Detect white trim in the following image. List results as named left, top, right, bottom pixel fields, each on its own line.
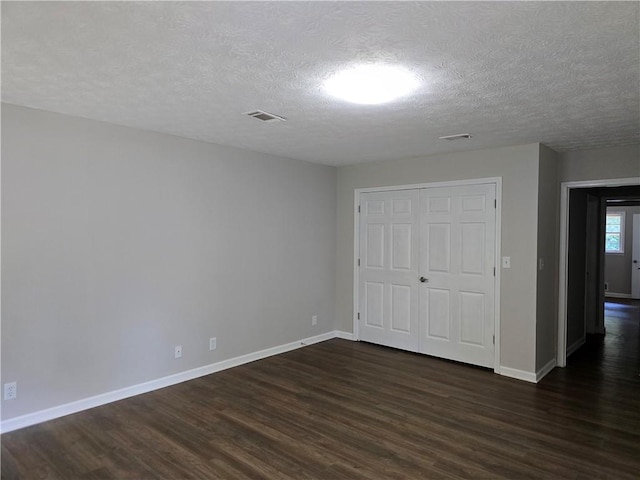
left=335, top=330, right=355, bottom=340
left=633, top=214, right=640, bottom=300
left=352, top=189, right=360, bottom=340
left=605, top=292, right=633, bottom=299
left=1, top=331, right=341, bottom=434
left=356, top=177, right=502, bottom=194
left=536, top=358, right=556, bottom=382
left=353, top=177, right=502, bottom=372
left=494, top=178, right=502, bottom=373
left=498, top=366, right=537, bottom=383
left=566, top=337, right=585, bottom=357
left=557, top=182, right=570, bottom=367
left=557, top=176, right=640, bottom=367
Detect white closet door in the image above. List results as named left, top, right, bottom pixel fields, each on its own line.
left=418, top=183, right=496, bottom=368
left=358, top=190, right=420, bottom=352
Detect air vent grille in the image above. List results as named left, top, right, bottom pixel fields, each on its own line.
left=244, top=110, right=287, bottom=122
left=439, top=133, right=472, bottom=141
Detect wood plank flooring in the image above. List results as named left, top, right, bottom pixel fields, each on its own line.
left=2, top=300, right=640, bottom=479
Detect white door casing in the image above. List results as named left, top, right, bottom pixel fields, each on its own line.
left=632, top=214, right=640, bottom=300
left=419, top=184, right=496, bottom=368
left=358, top=190, right=420, bottom=352
left=356, top=181, right=498, bottom=369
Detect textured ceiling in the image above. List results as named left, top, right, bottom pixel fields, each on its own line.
left=2, top=1, right=639, bottom=166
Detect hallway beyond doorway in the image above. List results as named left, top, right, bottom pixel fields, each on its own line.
left=555, top=298, right=639, bottom=384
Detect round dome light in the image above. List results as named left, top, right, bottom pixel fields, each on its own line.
left=323, top=64, right=419, bottom=105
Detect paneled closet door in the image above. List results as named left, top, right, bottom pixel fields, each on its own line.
left=419, top=184, right=496, bottom=368
left=358, top=190, right=420, bottom=352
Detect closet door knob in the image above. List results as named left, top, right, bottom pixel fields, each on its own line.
left=420, top=277, right=428, bottom=283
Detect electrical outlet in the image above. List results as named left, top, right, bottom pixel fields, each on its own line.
left=312, top=315, right=318, bottom=326
left=209, top=337, right=217, bottom=351
left=4, top=382, right=17, bottom=401
left=174, top=345, right=182, bottom=359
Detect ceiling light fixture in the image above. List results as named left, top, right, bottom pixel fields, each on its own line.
left=323, top=64, right=419, bottom=105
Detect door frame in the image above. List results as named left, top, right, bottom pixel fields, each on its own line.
left=557, top=177, right=640, bottom=367
left=633, top=214, right=640, bottom=300
left=353, top=177, right=503, bottom=372
left=583, top=194, right=602, bottom=337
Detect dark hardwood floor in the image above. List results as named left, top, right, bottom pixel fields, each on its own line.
left=3, top=301, right=640, bottom=479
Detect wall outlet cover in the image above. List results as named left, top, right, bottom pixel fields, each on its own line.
left=4, top=382, right=17, bottom=401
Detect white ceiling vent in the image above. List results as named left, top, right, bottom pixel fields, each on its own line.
left=439, top=133, right=472, bottom=141
left=243, top=110, right=287, bottom=123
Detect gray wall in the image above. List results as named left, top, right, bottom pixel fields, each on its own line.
left=559, top=144, right=639, bottom=183
left=1, top=104, right=337, bottom=420
left=558, top=145, right=639, bottom=353
left=605, top=205, right=640, bottom=295
left=535, top=144, right=559, bottom=370
left=336, top=143, right=541, bottom=373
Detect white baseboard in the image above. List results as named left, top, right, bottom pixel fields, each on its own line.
left=605, top=292, right=632, bottom=299
left=335, top=330, right=355, bottom=340
left=536, top=358, right=556, bottom=382
left=566, top=336, right=586, bottom=357
left=498, top=358, right=556, bottom=384
left=5, top=330, right=553, bottom=433
left=498, top=366, right=537, bottom=383
left=1, top=330, right=347, bottom=434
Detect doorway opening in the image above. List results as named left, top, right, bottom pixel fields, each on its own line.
left=558, top=178, right=640, bottom=367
